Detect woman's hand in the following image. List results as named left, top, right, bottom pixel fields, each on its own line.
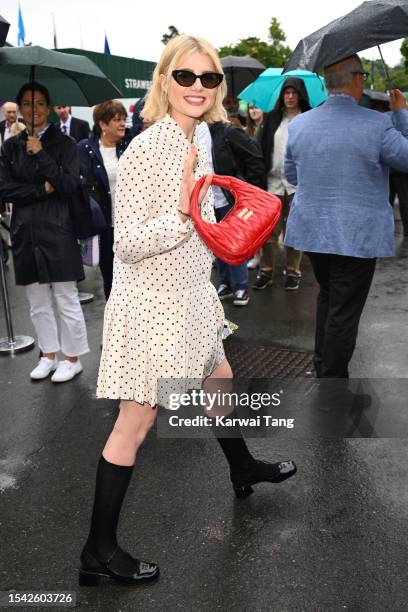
left=178, top=144, right=212, bottom=222
left=26, top=136, right=43, bottom=155
left=44, top=181, right=55, bottom=194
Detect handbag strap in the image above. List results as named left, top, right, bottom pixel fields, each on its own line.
left=191, top=175, right=235, bottom=224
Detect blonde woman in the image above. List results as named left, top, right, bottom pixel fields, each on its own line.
left=79, top=35, right=296, bottom=587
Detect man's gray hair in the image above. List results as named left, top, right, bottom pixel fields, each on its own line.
left=323, top=55, right=364, bottom=91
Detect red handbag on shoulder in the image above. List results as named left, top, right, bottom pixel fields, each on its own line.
left=189, top=174, right=282, bottom=265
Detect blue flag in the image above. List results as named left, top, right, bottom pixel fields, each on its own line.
left=104, top=33, right=110, bottom=55
left=17, top=3, right=25, bottom=47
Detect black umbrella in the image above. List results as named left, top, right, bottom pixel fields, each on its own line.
left=221, top=55, right=265, bottom=97
left=283, top=0, right=408, bottom=84
left=0, top=14, right=10, bottom=47
left=360, top=88, right=390, bottom=109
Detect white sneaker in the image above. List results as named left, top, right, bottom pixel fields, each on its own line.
left=51, top=359, right=83, bottom=383
left=233, top=289, right=250, bottom=306
left=247, top=255, right=260, bottom=269
left=30, top=357, right=58, bottom=380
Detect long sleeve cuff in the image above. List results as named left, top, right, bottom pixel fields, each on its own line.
left=173, top=207, right=194, bottom=234
left=393, top=109, right=408, bottom=137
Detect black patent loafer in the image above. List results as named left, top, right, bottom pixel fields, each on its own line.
left=79, top=546, right=160, bottom=586
left=231, top=460, right=297, bottom=498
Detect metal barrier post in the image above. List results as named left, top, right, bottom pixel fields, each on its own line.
left=0, top=214, right=35, bottom=354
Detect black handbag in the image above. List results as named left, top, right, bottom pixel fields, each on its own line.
left=70, top=151, right=109, bottom=239
left=84, top=152, right=104, bottom=209
left=71, top=183, right=109, bottom=239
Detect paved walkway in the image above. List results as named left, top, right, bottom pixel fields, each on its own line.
left=0, top=218, right=407, bottom=611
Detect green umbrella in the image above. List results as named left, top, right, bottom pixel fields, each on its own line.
left=0, top=45, right=122, bottom=106
left=239, top=68, right=327, bottom=111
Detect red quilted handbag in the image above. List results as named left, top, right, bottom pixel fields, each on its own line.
left=190, top=174, right=282, bottom=265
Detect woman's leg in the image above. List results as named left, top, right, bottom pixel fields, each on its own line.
left=52, top=281, right=89, bottom=361
left=205, top=359, right=255, bottom=472
left=80, top=401, right=159, bottom=584
left=103, top=399, right=158, bottom=467
left=26, top=282, right=59, bottom=357
left=26, top=283, right=59, bottom=378
left=205, top=359, right=297, bottom=497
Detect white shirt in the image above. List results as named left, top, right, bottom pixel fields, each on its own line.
left=99, top=142, right=118, bottom=226
left=3, top=123, right=12, bottom=141
left=196, top=121, right=229, bottom=210
left=38, top=124, right=50, bottom=139
left=267, top=114, right=296, bottom=196
left=60, top=114, right=72, bottom=135
left=196, top=122, right=213, bottom=169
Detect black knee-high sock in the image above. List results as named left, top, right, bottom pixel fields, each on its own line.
left=214, top=437, right=255, bottom=472
left=211, top=412, right=255, bottom=473
left=85, top=456, right=134, bottom=561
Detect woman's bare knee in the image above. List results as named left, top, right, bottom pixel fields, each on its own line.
left=203, top=359, right=234, bottom=417
left=116, top=400, right=157, bottom=442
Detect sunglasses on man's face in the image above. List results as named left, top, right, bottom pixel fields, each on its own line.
left=172, top=70, right=224, bottom=89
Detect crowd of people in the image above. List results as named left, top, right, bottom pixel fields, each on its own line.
left=0, top=65, right=321, bottom=381
left=1, top=32, right=408, bottom=587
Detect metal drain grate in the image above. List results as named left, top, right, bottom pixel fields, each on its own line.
left=225, top=343, right=314, bottom=378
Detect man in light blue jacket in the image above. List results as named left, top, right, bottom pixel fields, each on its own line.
left=284, top=54, right=408, bottom=379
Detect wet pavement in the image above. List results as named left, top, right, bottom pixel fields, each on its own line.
left=0, top=218, right=407, bottom=611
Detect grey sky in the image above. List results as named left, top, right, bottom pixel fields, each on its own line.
left=1, top=0, right=405, bottom=66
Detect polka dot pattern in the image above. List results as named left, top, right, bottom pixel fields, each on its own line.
left=96, top=114, right=225, bottom=404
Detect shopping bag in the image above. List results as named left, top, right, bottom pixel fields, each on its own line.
left=79, top=235, right=100, bottom=267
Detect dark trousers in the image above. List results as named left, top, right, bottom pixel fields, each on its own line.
left=307, top=252, right=376, bottom=378
left=215, top=204, right=248, bottom=290
left=99, top=227, right=114, bottom=300
left=389, top=173, right=408, bottom=235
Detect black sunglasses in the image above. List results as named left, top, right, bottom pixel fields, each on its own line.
left=172, top=70, right=224, bottom=89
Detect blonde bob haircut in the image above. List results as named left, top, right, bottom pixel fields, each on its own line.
left=142, top=35, right=227, bottom=124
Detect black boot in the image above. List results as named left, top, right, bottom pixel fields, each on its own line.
left=79, top=456, right=159, bottom=586
left=212, top=418, right=297, bottom=499
left=229, top=457, right=297, bottom=498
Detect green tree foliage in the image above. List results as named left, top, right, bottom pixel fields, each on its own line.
left=161, top=25, right=180, bottom=46
left=361, top=57, right=387, bottom=91
left=361, top=56, right=408, bottom=92
left=389, top=64, right=408, bottom=91
left=397, top=39, right=408, bottom=91
left=400, top=38, right=408, bottom=69
left=218, top=18, right=292, bottom=68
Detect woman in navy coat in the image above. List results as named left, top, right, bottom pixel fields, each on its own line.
left=78, top=100, right=134, bottom=299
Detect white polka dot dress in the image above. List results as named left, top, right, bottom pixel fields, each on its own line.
left=96, top=114, right=225, bottom=405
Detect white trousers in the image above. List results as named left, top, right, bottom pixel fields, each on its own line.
left=26, top=282, right=90, bottom=357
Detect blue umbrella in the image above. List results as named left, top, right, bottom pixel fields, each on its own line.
left=238, top=68, right=327, bottom=111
